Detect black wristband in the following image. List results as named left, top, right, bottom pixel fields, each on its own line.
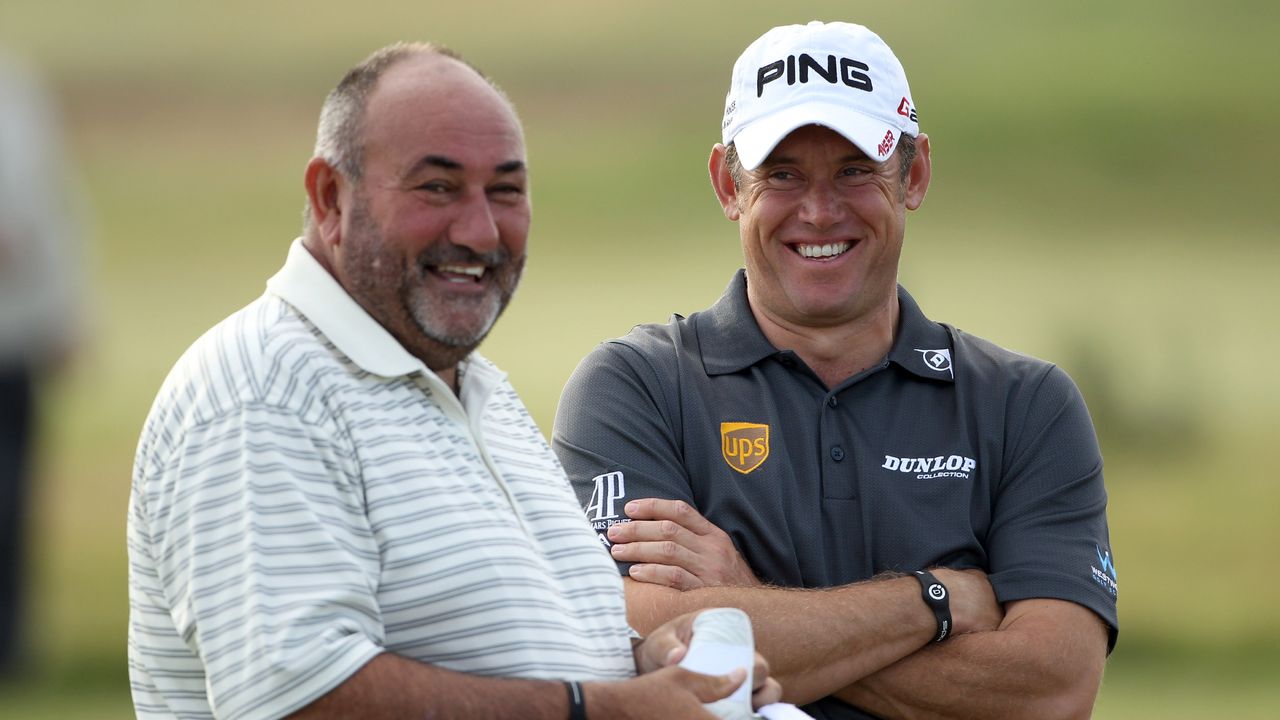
left=564, top=680, right=587, bottom=720
left=913, top=570, right=952, bottom=643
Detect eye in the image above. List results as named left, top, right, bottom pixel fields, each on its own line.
left=488, top=184, right=526, bottom=203
left=839, top=165, right=871, bottom=177
left=417, top=180, right=454, bottom=194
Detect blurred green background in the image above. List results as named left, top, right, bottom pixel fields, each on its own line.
left=2, top=0, right=1277, bottom=716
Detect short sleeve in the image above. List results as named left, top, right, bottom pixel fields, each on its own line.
left=986, top=365, right=1119, bottom=650
left=140, top=401, right=384, bottom=719
left=552, top=341, right=695, bottom=573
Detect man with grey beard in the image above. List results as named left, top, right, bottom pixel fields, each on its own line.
left=127, top=43, right=779, bottom=720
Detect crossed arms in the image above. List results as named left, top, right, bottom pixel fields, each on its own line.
left=611, top=498, right=1108, bottom=720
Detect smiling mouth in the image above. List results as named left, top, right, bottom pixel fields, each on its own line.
left=794, top=242, right=852, bottom=260
left=432, top=264, right=488, bottom=283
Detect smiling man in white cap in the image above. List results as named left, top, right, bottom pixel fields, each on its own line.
left=554, top=21, right=1117, bottom=719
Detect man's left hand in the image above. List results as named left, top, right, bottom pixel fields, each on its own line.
left=608, top=498, right=760, bottom=590
left=632, top=610, right=783, bottom=710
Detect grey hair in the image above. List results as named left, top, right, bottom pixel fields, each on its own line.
left=303, top=42, right=510, bottom=230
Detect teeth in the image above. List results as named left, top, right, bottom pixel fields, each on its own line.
left=796, top=242, right=850, bottom=259
left=438, top=264, right=486, bottom=279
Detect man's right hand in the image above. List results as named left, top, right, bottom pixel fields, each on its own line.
left=585, top=665, right=749, bottom=720
left=633, top=609, right=783, bottom=709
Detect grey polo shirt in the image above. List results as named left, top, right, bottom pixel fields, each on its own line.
left=553, top=270, right=1117, bottom=720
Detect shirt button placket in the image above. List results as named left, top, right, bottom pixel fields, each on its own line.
left=825, top=395, right=843, bottom=460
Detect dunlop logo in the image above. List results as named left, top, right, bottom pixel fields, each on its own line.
left=721, top=422, right=770, bottom=474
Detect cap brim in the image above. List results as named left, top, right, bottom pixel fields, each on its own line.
left=733, top=101, right=902, bottom=171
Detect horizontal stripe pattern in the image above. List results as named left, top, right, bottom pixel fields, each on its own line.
left=129, top=294, right=633, bottom=719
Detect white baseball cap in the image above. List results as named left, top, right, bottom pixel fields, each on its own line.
left=721, top=21, right=919, bottom=170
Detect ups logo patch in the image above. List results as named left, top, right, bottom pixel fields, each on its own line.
left=721, top=422, right=770, bottom=474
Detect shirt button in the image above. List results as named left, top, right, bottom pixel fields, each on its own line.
left=827, top=396, right=838, bottom=408
left=830, top=446, right=845, bottom=461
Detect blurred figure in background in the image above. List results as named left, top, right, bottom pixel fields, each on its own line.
left=0, top=48, right=84, bottom=679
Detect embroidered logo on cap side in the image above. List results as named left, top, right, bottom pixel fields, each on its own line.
left=877, top=129, right=895, bottom=157
left=721, top=422, right=770, bottom=474
left=897, top=97, right=917, bottom=122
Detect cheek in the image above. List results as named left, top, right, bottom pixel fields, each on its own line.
left=498, top=209, right=532, bottom=253
left=740, top=201, right=785, bottom=243
left=851, top=183, right=902, bottom=220
left=399, top=214, right=449, bottom=244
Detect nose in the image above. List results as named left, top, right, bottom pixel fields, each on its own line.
left=447, top=189, right=501, bottom=253
left=796, top=179, right=846, bottom=229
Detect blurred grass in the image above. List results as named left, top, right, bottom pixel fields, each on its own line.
left=2, top=0, right=1278, bottom=716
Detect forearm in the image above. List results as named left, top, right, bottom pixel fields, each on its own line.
left=836, top=600, right=1108, bottom=720
left=625, top=576, right=936, bottom=705
left=289, top=652, right=570, bottom=719
left=290, top=645, right=757, bottom=720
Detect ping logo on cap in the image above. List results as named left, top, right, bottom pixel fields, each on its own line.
left=721, top=422, right=770, bottom=474
left=756, top=53, right=873, bottom=97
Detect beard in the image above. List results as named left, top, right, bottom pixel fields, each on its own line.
left=339, top=195, right=525, bottom=370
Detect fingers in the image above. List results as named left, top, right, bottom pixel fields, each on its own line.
left=752, top=677, right=784, bottom=709
left=623, top=498, right=717, bottom=534
left=751, top=652, right=770, bottom=692
left=608, top=519, right=709, bottom=589
left=608, top=516, right=698, bottom=544
left=610, top=499, right=760, bottom=588
left=748, top=651, right=782, bottom=708
left=628, top=561, right=704, bottom=590
left=632, top=614, right=696, bottom=674
left=687, top=666, right=748, bottom=704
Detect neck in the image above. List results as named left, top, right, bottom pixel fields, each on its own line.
left=434, top=365, right=460, bottom=395
left=751, top=293, right=899, bottom=389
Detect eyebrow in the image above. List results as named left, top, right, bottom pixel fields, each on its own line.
left=405, top=155, right=527, bottom=177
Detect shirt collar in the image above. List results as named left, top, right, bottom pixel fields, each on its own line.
left=888, top=285, right=956, bottom=383
left=266, top=239, right=426, bottom=378
left=695, top=269, right=780, bottom=376
left=695, top=269, right=954, bottom=383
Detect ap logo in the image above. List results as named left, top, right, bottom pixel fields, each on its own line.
left=584, top=471, right=626, bottom=522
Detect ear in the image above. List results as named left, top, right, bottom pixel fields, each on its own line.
left=904, top=133, right=932, bottom=211
left=305, top=156, right=347, bottom=247
left=708, top=143, right=742, bottom=222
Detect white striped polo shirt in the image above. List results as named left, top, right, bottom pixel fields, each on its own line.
left=128, top=239, right=635, bottom=719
